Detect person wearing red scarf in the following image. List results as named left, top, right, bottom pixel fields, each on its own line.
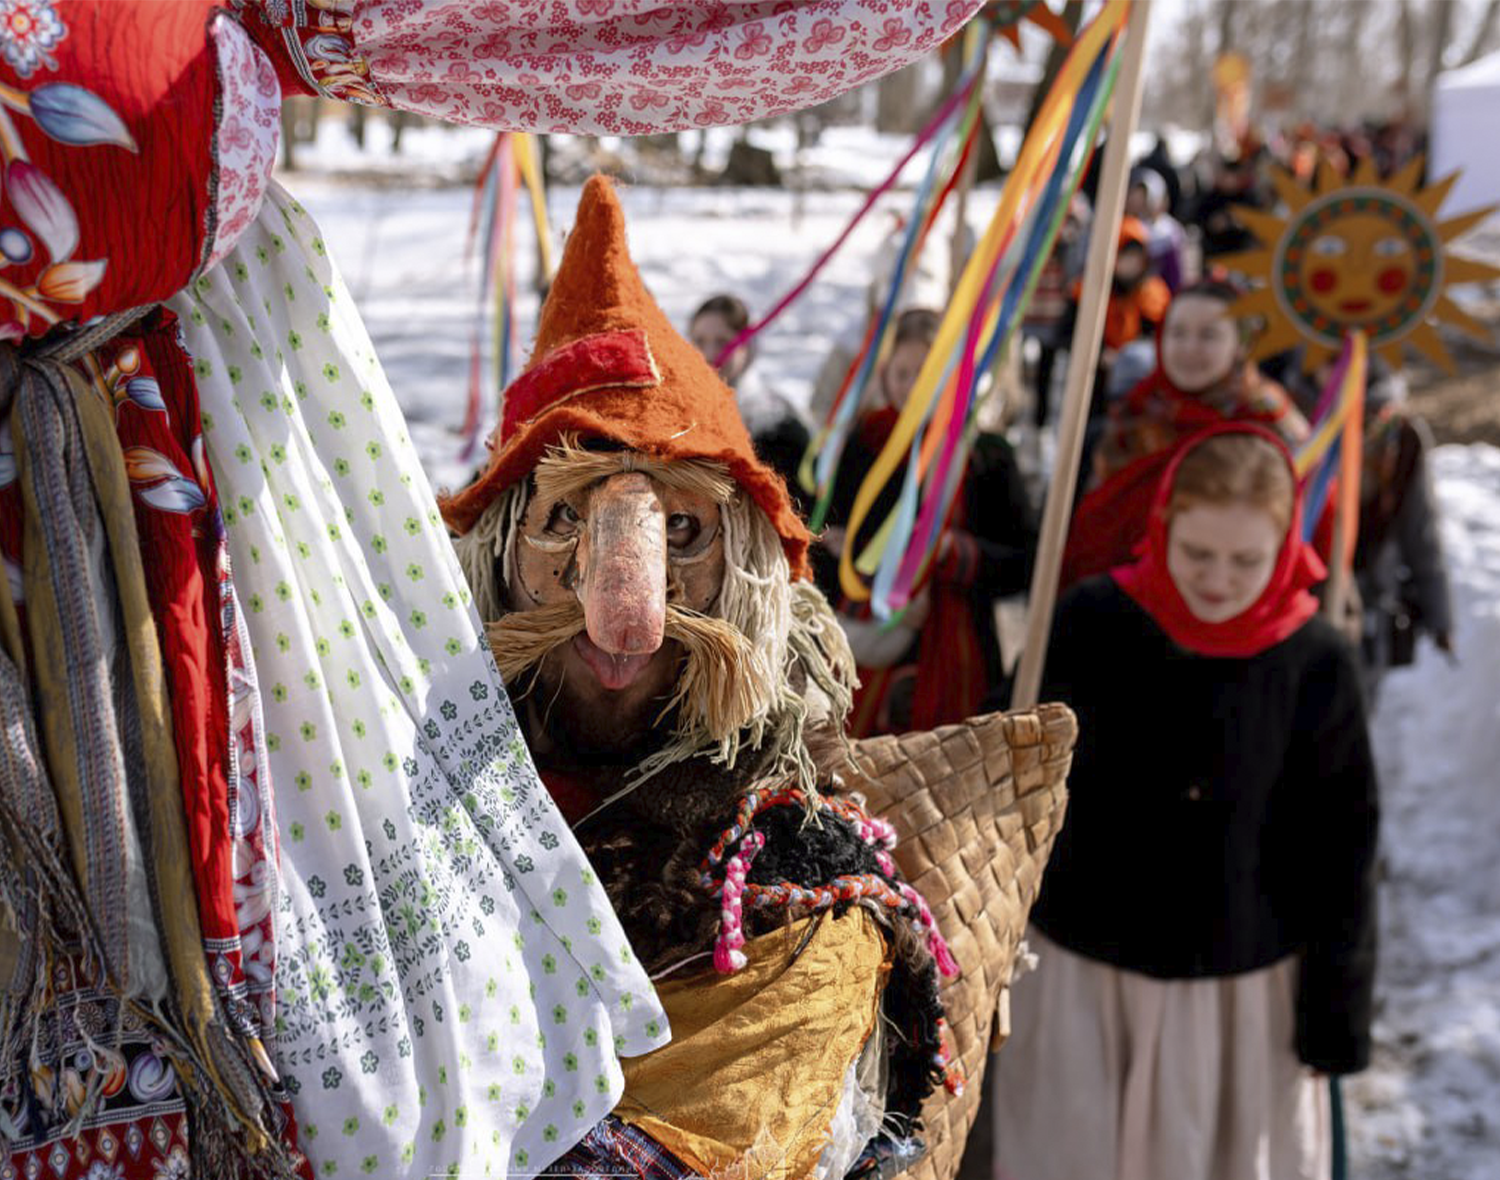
left=1094, top=278, right=1310, bottom=485
left=993, top=424, right=1380, bottom=1180
left=1062, top=279, right=1314, bottom=590
left=812, top=309, right=1038, bottom=736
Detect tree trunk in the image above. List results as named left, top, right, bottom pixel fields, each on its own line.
left=1022, top=0, right=1086, bottom=135
left=1397, top=0, right=1418, bottom=109
left=875, top=61, right=924, bottom=134
left=1215, top=0, right=1237, bottom=59
left=1289, top=0, right=1317, bottom=119
left=1424, top=0, right=1458, bottom=108
left=1462, top=0, right=1500, bottom=63
left=280, top=102, right=300, bottom=171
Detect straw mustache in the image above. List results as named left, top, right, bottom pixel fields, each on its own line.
left=487, top=599, right=768, bottom=743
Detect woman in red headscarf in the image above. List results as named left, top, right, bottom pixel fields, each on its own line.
left=1061, top=279, right=1314, bottom=589
left=994, top=424, right=1379, bottom=1180
left=1094, top=278, right=1310, bottom=483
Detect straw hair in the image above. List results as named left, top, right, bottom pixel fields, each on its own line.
left=1167, top=433, right=1294, bottom=535
left=487, top=599, right=761, bottom=744
left=534, top=437, right=738, bottom=508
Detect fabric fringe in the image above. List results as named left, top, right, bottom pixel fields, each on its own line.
left=0, top=346, right=300, bottom=1176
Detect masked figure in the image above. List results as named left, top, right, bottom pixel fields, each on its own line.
left=448, top=178, right=1073, bottom=1180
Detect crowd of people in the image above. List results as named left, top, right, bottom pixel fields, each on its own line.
left=0, top=1, right=1465, bottom=1174
left=679, top=128, right=1457, bottom=1180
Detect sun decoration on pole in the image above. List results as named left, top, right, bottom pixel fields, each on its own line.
left=1223, top=157, right=1500, bottom=372
left=986, top=0, right=1072, bottom=49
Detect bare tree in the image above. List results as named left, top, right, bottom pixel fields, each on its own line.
left=875, top=61, right=924, bottom=134
left=1427, top=0, right=1460, bottom=99
left=1461, top=0, right=1500, bottom=61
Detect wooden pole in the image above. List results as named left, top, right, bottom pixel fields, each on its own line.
left=1010, top=0, right=1153, bottom=710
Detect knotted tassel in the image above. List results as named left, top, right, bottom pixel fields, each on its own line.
left=713, top=830, right=766, bottom=973
left=898, top=882, right=960, bottom=978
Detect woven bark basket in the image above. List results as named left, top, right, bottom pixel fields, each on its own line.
left=843, top=702, right=1076, bottom=1180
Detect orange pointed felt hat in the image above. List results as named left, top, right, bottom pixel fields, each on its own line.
left=440, top=175, right=810, bottom=580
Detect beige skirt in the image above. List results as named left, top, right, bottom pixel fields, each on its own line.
left=992, top=928, right=1331, bottom=1180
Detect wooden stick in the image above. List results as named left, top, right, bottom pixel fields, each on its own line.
left=1010, top=0, right=1152, bottom=710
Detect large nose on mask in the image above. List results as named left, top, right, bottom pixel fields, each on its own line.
left=577, top=471, right=667, bottom=656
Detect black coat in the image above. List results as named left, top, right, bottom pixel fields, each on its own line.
left=1031, top=577, right=1380, bottom=1074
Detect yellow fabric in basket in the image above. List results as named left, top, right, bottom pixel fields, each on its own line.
left=616, top=910, right=891, bottom=1180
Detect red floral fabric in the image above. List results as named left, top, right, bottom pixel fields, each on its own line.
left=236, top=0, right=985, bottom=134
left=0, top=0, right=227, bottom=339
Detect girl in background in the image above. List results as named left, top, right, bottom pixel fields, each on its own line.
left=996, top=425, right=1378, bottom=1180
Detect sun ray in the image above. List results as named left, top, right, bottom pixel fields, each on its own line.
left=1443, top=255, right=1500, bottom=285
left=1412, top=170, right=1459, bottom=217
left=1305, top=342, right=1337, bottom=371
left=990, top=1, right=1072, bottom=51
left=1376, top=341, right=1406, bottom=371
left=1315, top=158, right=1343, bottom=199
left=1433, top=293, right=1491, bottom=340
left=1269, top=168, right=1313, bottom=214
left=1227, top=156, right=1494, bottom=372
left=1435, top=205, right=1499, bottom=243
left=1406, top=322, right=1455, bottom=373
left=1386, top=155, right=1426, bottom=197
left=1234, top=286, right=1281, bottom=319
left=1233, top=207, right=1292, bottom=250
left=1032, top=5, right=1074, bottom=44
left=1213, top=248, right=1273, bottom=274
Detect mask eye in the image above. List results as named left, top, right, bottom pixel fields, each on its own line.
left=667, top=512, right=701, bottom=549
left=1373, top=235, right=1408, bottom=258
left=1310, top=235, right=1347, bottom=257
left=545, top=501, right=582, bottom=538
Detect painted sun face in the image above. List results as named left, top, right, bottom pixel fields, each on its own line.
left=1293, top=208, right=1426, bottom=328
left=1222, top=156, right=1500, bottom=372
left=1281, top=200, right=1437, bottom=346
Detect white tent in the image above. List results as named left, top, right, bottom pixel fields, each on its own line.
left=1432, top=50, right=1500, bottom=215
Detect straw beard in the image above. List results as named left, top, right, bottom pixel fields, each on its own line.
left=487, top=598, right=765, bottom=769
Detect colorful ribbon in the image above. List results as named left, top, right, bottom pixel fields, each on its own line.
left=713, top=53, right=988, bottom=376
left=461, top=132, right=551, bottom=460
left=1297, top=330, right=1367, bottom=554
left=825, top=0, right=1131, bottom=617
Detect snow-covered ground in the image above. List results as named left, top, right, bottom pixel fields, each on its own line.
left=1344, top=445, right=1500, bottom=1180
left=287, top=171, right=1500, bottom=1179
left=292, top=175, right=1001, bottom=494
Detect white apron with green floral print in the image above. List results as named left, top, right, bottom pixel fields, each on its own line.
left=170, top=182, right=668, bottom=1179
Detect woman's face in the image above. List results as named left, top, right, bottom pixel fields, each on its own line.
left=1160, top=295, right=1241, bottom=393
left=880, top=338, right=930, bottom=409
left=1166, top=501, right=1282, bottom=623
left=689, top=311, right=749, bottom=386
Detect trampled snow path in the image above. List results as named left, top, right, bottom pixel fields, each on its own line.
left=1344, top=444, right=1500, bottom=1180
left=290, top=178, right=1500, bottom=1178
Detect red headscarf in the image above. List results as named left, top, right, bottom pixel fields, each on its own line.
left=1110, top=423, right=1326, bottom=658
